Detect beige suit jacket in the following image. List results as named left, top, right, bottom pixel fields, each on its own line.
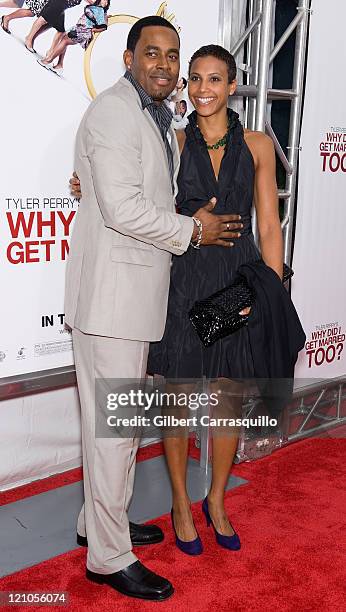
left=64, top=76, right=194, bottom=341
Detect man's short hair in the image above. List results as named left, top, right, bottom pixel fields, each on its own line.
left=126, top=16, right=180, bottom=52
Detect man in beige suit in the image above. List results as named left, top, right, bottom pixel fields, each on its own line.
left=65, top=16, right=242, bottom=601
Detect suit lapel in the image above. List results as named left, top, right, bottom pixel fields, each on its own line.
left=143, top=108, right=177, bottom=195
left=169, top=126, right=181, bottom=197
left=143, top=107, right=168, bottom=160
left=120, top=77, right=177, bottom=197
left=119, top=78, right=167, bottom=158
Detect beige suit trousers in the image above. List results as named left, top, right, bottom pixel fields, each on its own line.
left=72, top=327, right=149, bottom=574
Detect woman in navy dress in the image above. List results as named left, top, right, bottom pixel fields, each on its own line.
left=148, top=45, right=284, bottom=554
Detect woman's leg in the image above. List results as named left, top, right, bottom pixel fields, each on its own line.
left=31, top=22, right=50, bottom=45
left=25, top=17, right=48, bottom=50
left=2, top=8, right=32, bottom=29
left=53, top=45, right=66, bottom=70
left=164, top=436, right=198, bottom=541
left=207, top=379, right=243, bottom=535
left=162, top=383, right=197, bottom=541
left=42, top=35, right=72, bottom=64
left=24, top=17, right=47, bottom=49
left=45, top=30, right=64, bottom=57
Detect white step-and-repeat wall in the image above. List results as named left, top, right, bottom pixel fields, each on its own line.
left=291, top=0, right=346, bottom=379
left=0, top=0, right=219, bottom=378
left=0, top=0, right=220, bottom=488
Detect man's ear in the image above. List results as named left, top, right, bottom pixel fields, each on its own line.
left=123, top=49, right=134, bottom=71
left=229, top=79, right=237, bottom=97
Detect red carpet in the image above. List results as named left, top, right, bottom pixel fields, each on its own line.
left=1, top=438, right=345, bottom=611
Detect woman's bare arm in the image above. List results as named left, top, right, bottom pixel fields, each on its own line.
left=245, top=130, right=283, bottom=280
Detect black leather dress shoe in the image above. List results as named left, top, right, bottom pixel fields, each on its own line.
left=77, top=522, right=164, bottom=548
left=86, top=560, right=174, bottom=601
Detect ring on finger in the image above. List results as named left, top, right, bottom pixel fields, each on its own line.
left=226, top=223, right=230, bottom=230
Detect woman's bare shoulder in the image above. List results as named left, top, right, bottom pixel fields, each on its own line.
left=244, top=128, right=273, bottom=148
left=244, top=129, right=274, bottom=166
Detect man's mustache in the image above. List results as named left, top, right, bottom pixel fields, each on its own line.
left=150, top=73, right=172, bottom=80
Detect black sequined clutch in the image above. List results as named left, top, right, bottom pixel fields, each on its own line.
left=189, top=263, right=294, bottom=347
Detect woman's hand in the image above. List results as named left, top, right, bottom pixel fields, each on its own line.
left=193, top=198, right=243, bottom=246
left=69, top=171, right=81, bottom=198
left=239, top=306, right=251, bottom=316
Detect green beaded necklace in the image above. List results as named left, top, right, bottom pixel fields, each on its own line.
left=199, top=118, right=230, bottom=150
left=206, top=133, right=228, bottom=150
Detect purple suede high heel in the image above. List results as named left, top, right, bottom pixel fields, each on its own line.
left=202, top=497, right=241, bottom=551
left=170, top=509, right=203, bottom=555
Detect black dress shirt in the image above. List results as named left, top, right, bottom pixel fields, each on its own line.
left=124, top=70, right=174, bottom=191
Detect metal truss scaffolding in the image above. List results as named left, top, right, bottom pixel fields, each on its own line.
left=235, top=377, right=346, bottom=464
left=220, top=0, right=311, bottom=258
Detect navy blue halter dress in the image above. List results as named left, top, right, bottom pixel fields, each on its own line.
left=147, top=108, right=261, bottom=379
